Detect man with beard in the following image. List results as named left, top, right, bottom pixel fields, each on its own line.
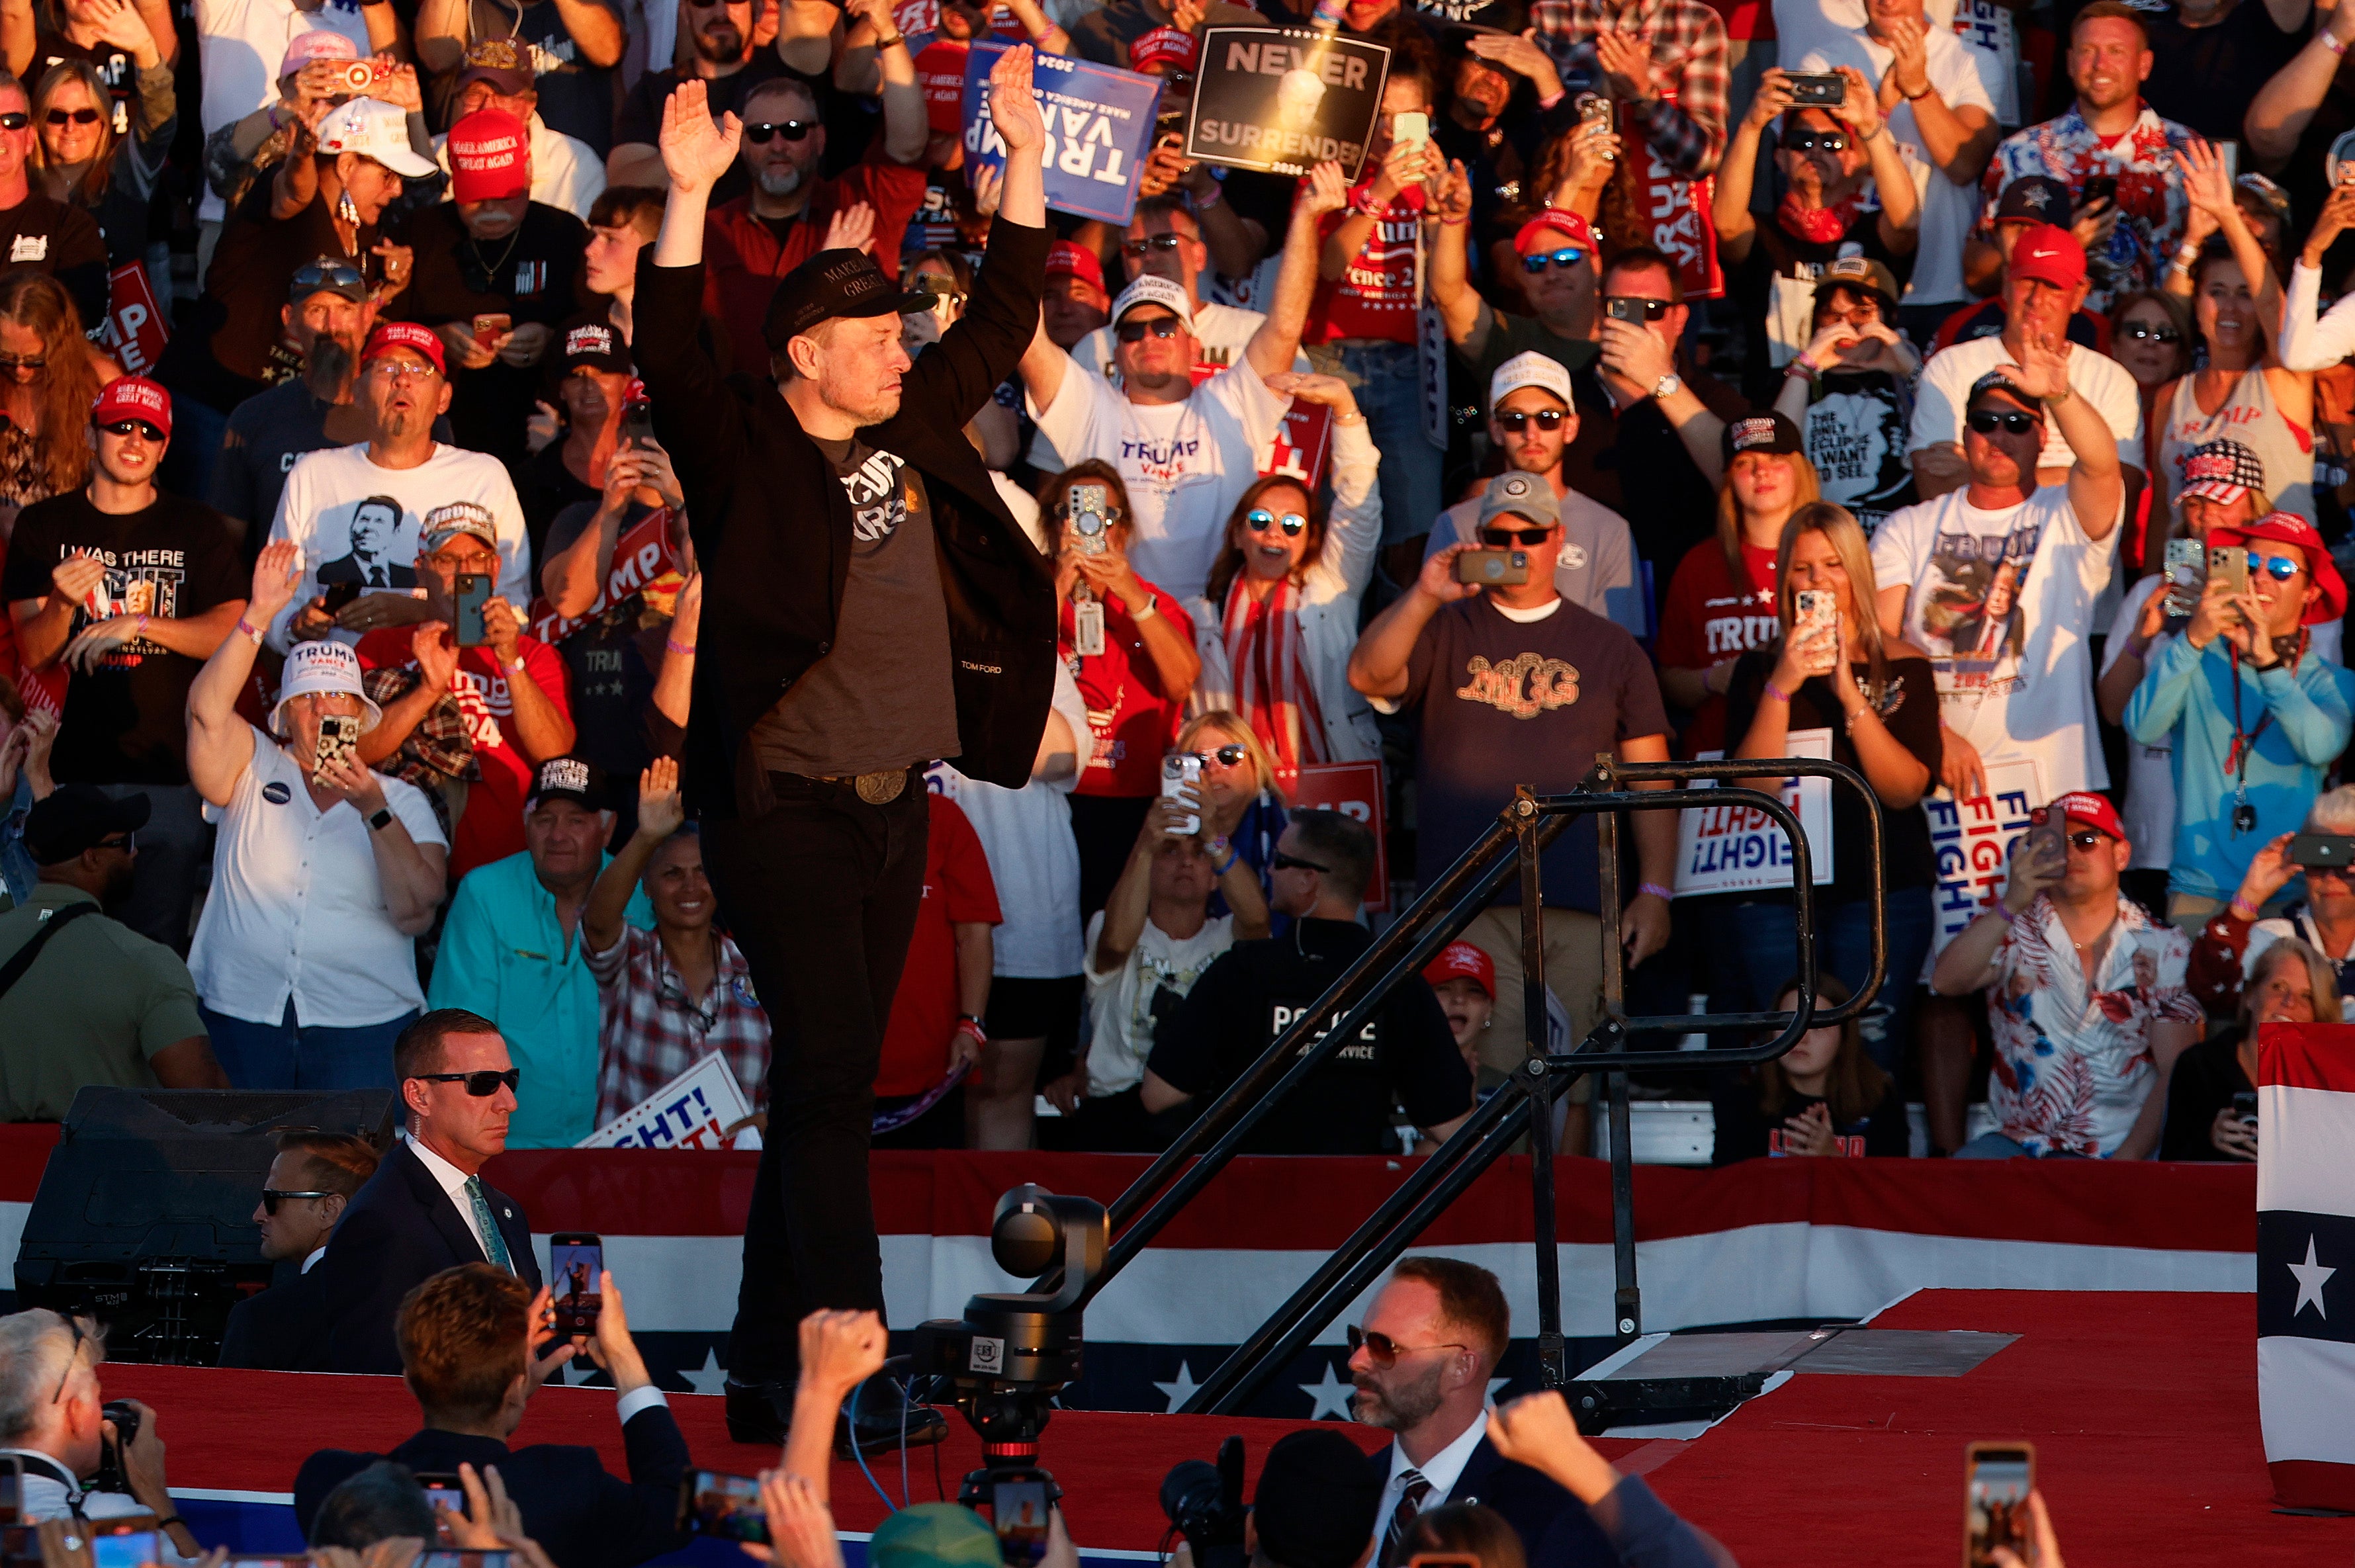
left=211, top=258, right=454, bottom=552
left=702, top=62, right=928, bottom=354
left=0, top=785, right=228, bottom=1118
left=1347, top=1257, right=1720, bottom=1568
left=608, top=0, right=787, bottom=200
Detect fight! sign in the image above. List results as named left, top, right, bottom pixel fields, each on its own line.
left=1672, top=731, right=1835, bottom=898
left=1926, top=760, right=2045, bottom=963
left=1183, top=26, right=1390, bottom=182
left=961, top=42, right=1163, bottom=225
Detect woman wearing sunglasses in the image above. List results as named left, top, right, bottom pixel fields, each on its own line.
left=0, top=271, right=109, bottom=534
left=1656, top=412, right=1820, bottom=756
left=1712, top=67, right=1918, bottom=401
left=1184, top=371, right=1381, bottom=775
left=1037, top=460, right=1200, bottom=915
left=2151, top=142, right=2314, bottom=530
left=1169, top=711, right=1290, bottom=916
left=30, top=54, right=170, bottom=274
left=1722, top=501, right=1940, bottom=1068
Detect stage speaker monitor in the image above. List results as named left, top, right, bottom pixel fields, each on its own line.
left=13, top=1087, right=398, bottom=1366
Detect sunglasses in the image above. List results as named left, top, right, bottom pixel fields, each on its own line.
left=1180, top=744, right=1251, bottom=768
left=92, top=832, right=134, bottom=853
left=1495, top=408, right=1568, bottom=433
left=1245, top=507, right=1308, bottom=536
left=44, top=107, right=99, bottom=126
left=1521, top=245, right=1587, bottom=275
left=260, top=1188, right=333, bottom=1215
left=49, top=1315, right=87, bottom=1405
left=1115, top=316, right=1184, bottom=343
left=743, top=120, right=814, bottom=144
left=1785, top=129, right=1849, bottom=153
left=0, top=112, right=29, bottom=131
left=1122, top=234, right=1184, bottom=257
left=2065, top=830, right=2107, bottom=850
left=1601, top=295, right=1670, bottom=320
left=1967, top=408, right=2039, bottom=435
left=2119, top=322, right=2182, bottom=344
left=409, top=1067, right=521, bottom=1097
left=1347, top=1323, right=1466, bottom=1368
left=1482, top=525, right=1552, bottom=546
left=1272, top=851, right=1329, bottom=873
left=292, top=258, right=366, bottom=292
left=0, top=351, right=46, bottom=371
left=101, top=419, right=163, bottom=441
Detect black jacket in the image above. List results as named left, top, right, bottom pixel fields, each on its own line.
left=631, top=216, right=1059, bottom=817
left=292, top=1411, right=689, bottom=1568
left=314, top=1139, right=541, bottom=1373
left=218, top=1257, right=333, bottom=1372
left=1368, top=1434, right=1730, bottom=1568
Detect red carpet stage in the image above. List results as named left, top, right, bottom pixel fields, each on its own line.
left=107, top=1289, right=2342, bottom=1567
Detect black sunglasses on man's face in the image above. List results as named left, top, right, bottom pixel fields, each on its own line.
left=409, top=1068, right=521, bottom=1097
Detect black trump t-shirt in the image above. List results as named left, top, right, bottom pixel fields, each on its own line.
left=1147, top=917, right=1472, bottom=1153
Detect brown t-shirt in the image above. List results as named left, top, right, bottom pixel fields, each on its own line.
left=750, top=434, right=960, bottom=777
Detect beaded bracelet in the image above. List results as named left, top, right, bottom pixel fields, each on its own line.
left=666, top=637, right=697, bottom=657
left=1638, top=881, right=1675, bottom=902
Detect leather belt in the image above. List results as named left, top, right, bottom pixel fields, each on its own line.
left=809, top=768, right=909, bottom=805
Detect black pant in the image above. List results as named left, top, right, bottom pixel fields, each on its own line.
left=705, top=771, right=930, bottom=1385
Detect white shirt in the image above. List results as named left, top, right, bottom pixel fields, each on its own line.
left=265, top=442, right=533, bottom=650
left=189, top=726, right=447, bottom=1026
left=1081, top=908, right=1237, bottom=1096
left=1909, top=335, right=2143, bottom=476
left=1028, top=353, right=1291, bottom=602
left=302, top=1244, right=326, bottom=1272
left=1033, top=302, right=1302, bottom=474
left=0, top=1447, right=202, bottom=1565
left=1870, top=483, right=2115, bottom=794
left=2278, top=259, right=2355, bottom=372
left=1797, top=23, right=1994, bottom=306
left=433, top=112, right=606, bottom=222
left=408, top=1129, right=492, bottom=1259
left=194, top=0, right=373, bottom=223
left=1378, top=1409, right=1492, bottom=1530
left=1775, top=0, right=2018, bottom=124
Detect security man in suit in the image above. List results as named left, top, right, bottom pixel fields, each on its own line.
left=316, top=1009, right=542, bottom=1373
left=220, top=1130, right=381, bottom=1370
left=294, top=1264, right=688, bottom=1568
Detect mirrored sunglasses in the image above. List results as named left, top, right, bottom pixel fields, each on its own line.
left=742, top=120, right=813, bottom=144
left=1495, top=409, right=1568, bottom=432
left=1115, top=316, right=1184, bottom=343
left=1967, top=408, right=2039, bottom=435
left=1245, top=507, right=1307, bottom=536
left=1521, top=246, right=1587, bottom=275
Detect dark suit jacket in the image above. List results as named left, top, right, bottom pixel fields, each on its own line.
left=316, top=551, right=418, bottom=589
left=292, top=1408, right=689, bottom=1568
left=1369, top=1435, right=1621, bottom=1568
left=315, top=1138, right=541, bottom=1373
left=218, top=1258, right=333, bottom=1371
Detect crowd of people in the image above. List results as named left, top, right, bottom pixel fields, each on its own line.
left=1, top=0, right=2354, bottom=1176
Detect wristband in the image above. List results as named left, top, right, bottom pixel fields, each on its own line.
left=875, top=30, right=905, bottom=47
left=1441, top=214, right=1470, bottom=226
left=1990, top=901, right=2016, bottom=924
left=134, top=613, right=149, bottom=640
left=1764, top=679, right=1793, bottom=704
left=2323, top=27, right=2347, bottom=54
left=1904, top=81, right=1930, bottom=101
left=666, top=637, right=697, bottom=657
left=154, top=1518, right=187, bottom=1534
left=237, top=618, right=264, bottom=646
left=1788, top=354, right=1819, bottom=377
left=1130, top=597, right=1159, bottom=621
left=1354, top=187, right=1388, bottom=216
left=1638, top=881, right=1674, bottom=902
left=1188, top=181, right=1223, bottom=211
left=954, top=1014, right=988, bottom=1043
left=2229, top=895, right=2262, bottom=922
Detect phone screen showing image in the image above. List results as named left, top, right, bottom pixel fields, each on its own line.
left=991, top=1480, right=1050, bottom=1567
left=551, top=1235, right=603, bottom=1337
left=1965, top=1446, right=2032, bottom=1568
left=682, top=1472, right=768, bottom=1544
left=415, top=1473, right=466, bottom=1516
left=89, top=1532, right=159, bottom=1568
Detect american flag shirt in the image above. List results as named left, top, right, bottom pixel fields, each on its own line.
left=1980, top=103, right=2196, bottom=312
left=588, top=926, right=772, bottom=1126
left=1528, top=0, right=1730, bottom=177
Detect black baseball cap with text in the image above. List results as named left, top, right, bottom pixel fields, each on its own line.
left=764, top=247, right=932, bottom=351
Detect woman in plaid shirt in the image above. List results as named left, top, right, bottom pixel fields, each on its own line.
left=582, top=756, right=770, bottom=1126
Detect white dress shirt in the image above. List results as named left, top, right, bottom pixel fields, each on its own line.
left=301, top=1244, right=326, bottom=1273
left=1378, top=1408, right=1493, bottom=1534
left=407, top=1131, right=493, bottom=1260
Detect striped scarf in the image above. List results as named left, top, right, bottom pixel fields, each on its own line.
left=1223, top=575, right=1327, bottom=775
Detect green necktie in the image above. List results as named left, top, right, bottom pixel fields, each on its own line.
left=465, top=1175, right=514, bottom=1273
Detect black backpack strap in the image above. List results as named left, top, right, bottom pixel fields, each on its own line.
left=0, top=902, right=102, bottom=1007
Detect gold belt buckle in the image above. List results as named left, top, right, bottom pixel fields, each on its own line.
left=854, top=769, right=905, bottom=805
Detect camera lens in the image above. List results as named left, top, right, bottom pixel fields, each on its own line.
left=1159, top=1459, right=1222, bottom=1532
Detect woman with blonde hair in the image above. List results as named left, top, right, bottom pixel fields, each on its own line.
left=0, top=271, right=112, bottom=534
left=1171, top=709, right=1290, bottom=908
left=1655, top=412, right=1822, bottom=754
left=1722, top=501, right=1941, bottom=1068
left=1185, top=372, right=1381, bottom=770
left=2162, top=935, right=2340, bottom=1160
left=31, top=54, right=175, bottom=272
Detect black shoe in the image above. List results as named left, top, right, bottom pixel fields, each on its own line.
left=834, top=1372, right=949, bottom=1458
left=725, top=1377, right=793, bottom=1446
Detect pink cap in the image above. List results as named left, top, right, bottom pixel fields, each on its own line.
left=446, top=109, right=530, bottom=204
left=91, top=375, right=170, bottom=437
left=279, top=29, right=359, bottom=79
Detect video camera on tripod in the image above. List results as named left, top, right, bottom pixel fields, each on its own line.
left=911, top=1186, right=1106, bottom=1562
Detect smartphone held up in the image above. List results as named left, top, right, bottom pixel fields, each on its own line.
left=1964, top=1442, right=2033, bottom=1567
left=551, top=1233, right=603, bottom=1338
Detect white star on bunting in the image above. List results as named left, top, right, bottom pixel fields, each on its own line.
left=2290, top=1235, right=2337, bottom=1321
left=1300, top=1362, right=1356, bottom=1420
left=680, top=1348, right=731, bottom=1395
left=1155, top=1360, right=1203, bottom=1413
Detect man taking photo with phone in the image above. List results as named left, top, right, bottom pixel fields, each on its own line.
left=2186, top=786, right=2355, bottom=1014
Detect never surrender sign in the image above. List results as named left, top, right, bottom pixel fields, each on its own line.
left=961, top=42, right=1163, bottom=225
left=1184, top=26, right=1390, bottom=182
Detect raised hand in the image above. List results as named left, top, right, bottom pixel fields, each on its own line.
left=1263, top=370, right=1360, bottom=419
left=249, top=539, right=302, bottom=622
left=413, top=621, right=460, bottom=692
left=797, top=1308, right=887, bottom=1398
left=371, top=240, right=414, bottom=296
left=1300, top=160, right=1349, bottom=218
left=969, top=159, right=1002, bottom=217
left=988, top=44, right=1045, bottom=154
left=48, top=552, right=106, bottom=609
left=1830, top=65, right=1883, bottom=139
left=637, top=755, right=686, bottom=838
left=85, top=0, right=156, bottom=58
left=1465, top=30, right=1562, bottom=97
left=1431, top=156, right=1472, bottom=224
left=2305, top=183, right=2355, bottom=268
left=1742, top=67, right=1795, bottom=131
left=1593, top=26, right=1655, bottom=101
left=1993, top=331, right=2070, bottom=403
left=1879, top=13, right=1930, bottom=101
left=527, top=399, right=562, bottom=455
left=367, top=61, right=424, bottom=113
left=822, top=200, right=877, bottom=253
left=1417, top=543, right=1486, bottom=604
left=2176, top=136, right=2239, bottom=228
left=660, top=79, right=742, bottom=196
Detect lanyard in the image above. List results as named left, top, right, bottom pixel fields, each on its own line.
left=2226, top=632, right=2307, bottom=834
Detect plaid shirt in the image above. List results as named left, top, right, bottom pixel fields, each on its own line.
left=362, top=665, right=477, bottom=841
left=1529, top=0, right=1729, bottom=177
left=587, top=924, right=772, bottom=1127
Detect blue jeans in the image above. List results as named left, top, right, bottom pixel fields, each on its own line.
left=1716, top=887, right=1935, bottom=1073
left=200, top=998, right=412, bottom=1090
left=1310, top=339, right=1441, bottom=546
left=1953, top=1132, right=2092, bottom=1160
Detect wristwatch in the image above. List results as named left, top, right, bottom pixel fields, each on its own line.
left=1650, top=372, right=1682, bottom=402
left=367, top=806, right=394, bottom=832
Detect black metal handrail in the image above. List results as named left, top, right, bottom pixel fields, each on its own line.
left=1040, top=756, right=1887, bottom=1411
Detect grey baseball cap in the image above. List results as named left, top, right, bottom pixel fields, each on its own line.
left=1476, top=470, right=1559, bottom=529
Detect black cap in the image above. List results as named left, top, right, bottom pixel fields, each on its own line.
left=527, top=757, right=610, bottom=812
left=558, top=318, right=631, bottom=374
left=1722, top=409, right=1804, bottom=463
left=1252, top=1431, right=1384, bottom=1568
left=1967, top=370, right=2043, bottom=415
left=1995, top=175, right=2071, bottom=228
left=23, top=784, right=148, bottom=866
left=764, top=247, right=932, bottom=352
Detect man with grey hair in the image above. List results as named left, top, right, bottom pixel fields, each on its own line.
left=309, top=1459, right=439, bottom=1550
left=2189, top=785, right=2355, bottom=1014
left=0, top=1311, right=200, bottom=1557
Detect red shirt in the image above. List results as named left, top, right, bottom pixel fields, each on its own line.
left=875, top=794, right=1001, bottom=1096
left=1061, top=584, right=1194, bottom=798
left=355, top=629, right=571, bottom=881
left=700, top=151, right=929, bottom=356
left=1654, top=539, right=1778, bottom=757
left=1306, top=182, right=1425, bottom=345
